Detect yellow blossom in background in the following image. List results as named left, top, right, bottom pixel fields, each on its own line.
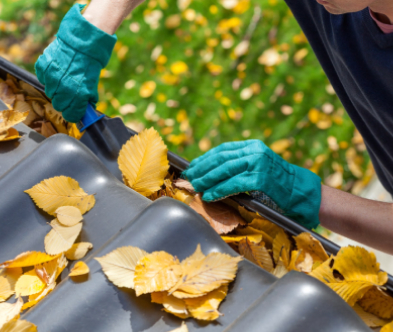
left=140, top=81, right=157, bottom=98
left=161, top=73, right=179, bottom=85
left=170, top=61, right=189, bottom=75
left=206, top=62, right=223, bottom=75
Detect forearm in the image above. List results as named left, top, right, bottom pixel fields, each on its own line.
left=83, top=0, right=141, bottom=34
left=319, top=185, right=393, bottom=255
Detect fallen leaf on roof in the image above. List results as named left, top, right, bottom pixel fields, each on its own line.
left=0, top=252, right=59, bottom=269
left=239, top=238, right=273, bottom=272
left=55, top=206, right=83, bottom=226
left=44, top=219, right=83, bottom=255
left=65, top=242, right=93, bottom=261
left=69, top=261, right=89, bottom=277
left=25, top=176, right=95, bottom=215
left=0, top=297, right=23, bottom=329
left=96, top=246, right=148, bottom=289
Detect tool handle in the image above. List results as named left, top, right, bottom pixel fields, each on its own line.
left=79, top=103, right=105, bottom=131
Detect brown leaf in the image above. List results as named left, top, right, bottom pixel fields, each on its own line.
left=41, top=121, right=57, bottom=138
left=172, top=179, right=196, bottom=194
left=189, top=194, right=245, bottom=234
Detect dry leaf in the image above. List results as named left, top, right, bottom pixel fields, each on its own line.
left=173, top=189, right=194, bottom=205
left=181, top=245, right=205, bottom=266
left=0, top=82, right=16, bottom=105
left=0, top=252, right=59, bottom=269
left=353, top=304, right=389, bottom=327
left=69, top=261, right=89, bottom=277
left=25, top=176, right=96, bottom=216
left=0, top=277, right=13, bottom=302
left=190, top=194, right=245, bottom=234
left=21, top=283, right=56, bottom=311
left=184, top=285, right=227, bottom=321
left=272, top=258, right=289, bottom=278
left=55, top=206, right=83, bottom=226
left=15, top=270, right=46, bottom=297
left=0, top=268, right=21, bottom=302
left=288, top=250, right=313, bottom=273
left=172, top=179, right=195, bottom=194
left=248, top=218, right=282, bottom=240
left=67, top=123, right=84, bottom=140
left=235, top=226, right=273, bottom=246
left=19, top=82, right=45, bottom=99
left=96, top=246, right=148, bottom=289
left=44, top=103, right=67, bottom=134
left=40, top=121, right=56, bottom=138
left=167, top=322, right=188, bottom=332
left=272, top=229, right=291, bottom=267
left=381, top=320, right=393, bottom=332
left=65, top=242, right=93, bottom=260
left=294, top=232, right=329, bottom=262
left=238, top=206, right=259, bottom=223
left=0, top=128, right=22, bottom=142
left=0, top=318, right=37, bottom=332
left=170, top=252, right=242, bottom=297
left=221, top=234, right=263, bottom=244
left=45, top=219, right=83, bottom=255
left=0, top=110, right=28, bottom=134
left=0, top=297, right=23, bottom=329
left=134, top=252, right=182, bottom=296
left=239, top=238, right=273, bottom=272
left=151, top=292, right=190, bottom=319
left=359, top=287, right=393, bottom=319
left=118, top=127, right=169, bottom=197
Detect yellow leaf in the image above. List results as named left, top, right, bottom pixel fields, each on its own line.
left=272, top=257, right=289, bottom=278
left=25, top=176, right=96, bottom=216
left=235, top=227, right=273, bottom=246
left=0, top=252, right=59, bottom=269
left=118, top=128, right=169, bottom=197
left=382, top=321, right=393, bottom=332
left=151, top=292, right=190, bottom=319
left=134, top=252, right=182, bottom=296
left=272, top=229, right=291, bottom=266
left=0, top=110, right=28, bottom=134
left=22, top=283, right=56, bottom=311
left=0, top=277, right=13, bottom=302
left=353, top=304, right=389, bottom=328
left=0, top=298, right=23, bottom=329
left=167, top=322, right=188, bottom=332
left=67, top=123, right=84, bottom=140
left=69, top=261, right=89, bottom=277
left=237, top=206, right=259, bottom=223
left=15, top=270, right=46, bottom=297
left=173, top=188, right=194, bottom=205
left=184, top=285, right=227, bottom=321
left=310, top=255, right=377, bottom=307
left=55, top=206, right=83, bottom=226
left=65, top=242, right=93, bottom=260
left=169, top=252, right=242, bottom=296
left=181, top=244, right=205, bottom=267
left=96, top=246, right=148, bottom=289
left=248, top=218, right=282, bottom=240
left=45, top=219, right=83, bottom=255
left=294, top=232, right=329, bottom=262
left=359, top=287, right=393, bottom=319
left=44, top=103, right=67, bottom=135
left=0, top=128, right=22, bottom=142
left=0, top=318, right=37, bottom=332
left=238, top=238, right=273, bottom=272
left=221, top=234, right=263, bottom=244
left=288, top=250, right=313, bottom=273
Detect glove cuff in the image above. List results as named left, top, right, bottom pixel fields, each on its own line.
left=57, top=4, right=117, bottom=68
left=285, top=165, right=321, bottom=230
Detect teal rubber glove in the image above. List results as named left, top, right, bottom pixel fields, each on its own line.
left=183, top=140, right=322, bottom=230
left=35, top=4, right=117, bottom=123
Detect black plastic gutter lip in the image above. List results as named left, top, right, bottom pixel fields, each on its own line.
left=1, top=55, right=392, bottom=294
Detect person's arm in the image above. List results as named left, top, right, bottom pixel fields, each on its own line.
left=82, top=0, right=143, bottom=35
left=319, top=185, right=393, bottom=255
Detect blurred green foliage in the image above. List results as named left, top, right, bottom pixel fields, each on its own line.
left=0, top=0, right=372, bottom=193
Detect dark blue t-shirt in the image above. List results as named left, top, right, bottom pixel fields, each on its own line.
left=284, top=1, right=393, bottom=194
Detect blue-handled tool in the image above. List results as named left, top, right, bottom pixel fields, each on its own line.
left=77, top=103, right=105, bottom=132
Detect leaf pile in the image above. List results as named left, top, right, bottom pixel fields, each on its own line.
left=0, top=74, right=83, bottom=139
left=0, top=176, right=94, bottom=329
left=96, top=244, right=242, bottom=321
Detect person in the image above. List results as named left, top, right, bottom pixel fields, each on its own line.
left=35, top=0, right=393, bottom=255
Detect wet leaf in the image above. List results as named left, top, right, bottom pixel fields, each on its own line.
left=96, top=246, right=148, bottom=289
left=118, top=128, right=169, bottom=197
left=25, top=176, right=96, bottom=216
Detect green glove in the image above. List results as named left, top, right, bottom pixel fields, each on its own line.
left=183, top=140, right=321, bottom=229
left=35, top=4, right=117, bottom=123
